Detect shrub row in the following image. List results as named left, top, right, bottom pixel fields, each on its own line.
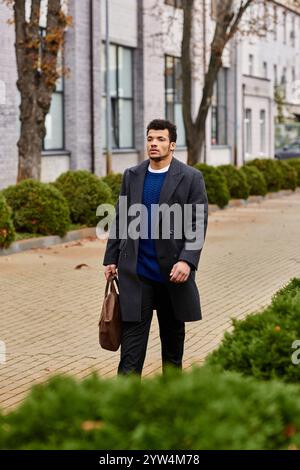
left=1, top=365, right=300, bottom=449
left=206, top=278, right=300, bottom=384
left=194, top=158, right=300, bottom=208
left=0, top=171, right=118, bottom=247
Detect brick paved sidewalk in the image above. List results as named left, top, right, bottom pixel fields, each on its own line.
left=1, top=191, right=300, bottom=413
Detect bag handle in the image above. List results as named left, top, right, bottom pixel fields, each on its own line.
left=104, top=275, right=119, bottom=297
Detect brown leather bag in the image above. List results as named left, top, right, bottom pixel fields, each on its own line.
left=99, top=276, right=122, bottom=351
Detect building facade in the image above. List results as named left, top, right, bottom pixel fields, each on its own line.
left=0, top=0, right=300, bottom=190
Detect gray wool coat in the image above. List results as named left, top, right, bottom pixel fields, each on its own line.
left=103, top=156, right=208, bottom=322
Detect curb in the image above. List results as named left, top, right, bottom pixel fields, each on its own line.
left=1, top=188, right=300, bottom=256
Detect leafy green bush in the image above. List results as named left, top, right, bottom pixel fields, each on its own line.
left=240, top=165, right=267, bottom=196
left=0, top=193, right=16, bottom=248
left=285, top=158, right=300, bottom=187
left=2, top=180, right=70, bottom=237
left=102, top=173, right=122, bottom=205
left=194, top=163, right=230, bottom=208
left=2, top=366, right=300, bottom=450
left=275, top=161, right=297, bottom=191
left=218, top=165, right=250, bottom=199
left=206, top=278, right=300, bottom=384
left=54, top=171, right=112, bottom=227
left=245, top=158, right=284, bottom=192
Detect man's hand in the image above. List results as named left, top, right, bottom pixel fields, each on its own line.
left=104, top=264, right=117, bottom=280
left=170, top=261, right=191, bottom=283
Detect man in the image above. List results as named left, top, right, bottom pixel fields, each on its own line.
left=103, top=119, right=208, bottom=376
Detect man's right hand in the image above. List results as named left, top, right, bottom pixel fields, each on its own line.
left=104, top=264, right=117, bottom=280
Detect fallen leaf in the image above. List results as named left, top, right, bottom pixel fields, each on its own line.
left=75, top=263, right=89, bottom=270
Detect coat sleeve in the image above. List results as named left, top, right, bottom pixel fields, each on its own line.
left=178, top=170, right=208, bottom=271
left=103, top=169, right=128, bottom=266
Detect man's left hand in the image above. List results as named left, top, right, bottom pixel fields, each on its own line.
left=170, top=261, right=191, bottom=283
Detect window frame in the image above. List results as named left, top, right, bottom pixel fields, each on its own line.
left=41, top=27, right=66, bottom=152
left=164, top=54, right=186, bottom=148
left=102, top=42, right=135, bottom=150
left=211, top=67, right=228, bottom=146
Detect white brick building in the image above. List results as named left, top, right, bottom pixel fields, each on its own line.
left=0, top=0, right=300, bottom=189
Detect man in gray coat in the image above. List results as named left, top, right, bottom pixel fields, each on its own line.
left=103, top=119, right=208, bottom=376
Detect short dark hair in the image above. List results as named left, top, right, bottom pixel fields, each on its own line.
left=146, top=119, right=177, bottom=143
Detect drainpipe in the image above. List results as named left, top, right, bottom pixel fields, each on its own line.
left=90, top=0, right=95, bottom=174
left=242, top=83, right=246, bottom=165
left=202, top=0, right=207, bottom=163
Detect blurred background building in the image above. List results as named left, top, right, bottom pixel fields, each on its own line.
left=0, top=0, right=300, bottom=189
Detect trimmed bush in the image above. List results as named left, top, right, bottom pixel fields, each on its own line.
left=2, top=367, right=300, bottom=449
left=0, top=193, right=16, bottom=248
left=2, top=180, right=71, bottom=237
left=194, top=163, right=230, bottom=208
left=218, top=165, right=250, bottom=199
left=206, top=278, right=300, bottom=384
left=275, top=161, right=297, bottom=191
left=54, top=170, right=112, bottom=227
left=240, top=165, right=267, bottom=196
left=102, top=173, right=122, bottom=205
left=245, top=158, right=284, bottom=192
left=285, top=158, right=300, bottom=187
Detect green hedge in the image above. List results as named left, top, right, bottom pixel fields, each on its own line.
left=2, top=366, right=300, bottom=449
left=206, top=278, right=300, bottom=384
left=218, top=165, right=250, bottom=199
left=54, top=171, right=113, bottom=227
left=194, top=163, right=230, bottom=208
left=0, top=193, right=16, bottom=248
left=285, top=158, right=300, bottom=187
left=102, top=173, right=122, bottom=205
left=276, top=161, right=297, bottom=191
left=2, top=180, right=71, bottom=237
left=240, top=165, right=267, bottom=196
left=245, top=159, right=283, bottom=192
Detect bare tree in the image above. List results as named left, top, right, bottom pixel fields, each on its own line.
left=4, top=0, right=71, bottom=181
left=182, top=0, right=256, bottom=165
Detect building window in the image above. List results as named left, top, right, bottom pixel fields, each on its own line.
left=245, top=109, right=252, bottom=156
left=211, top=67, right=228, bottom=146
left=263, top=61, right=268, bottom=79
left=274, top=64, right=278, bottom=85
left=260, top=110, right=266, bottom=155
left=249, top=54, right=254, bottom=76
left=273, top=5, right=278, bottom=40
left=42, top=31, right=65, bottom=151
left=165, top=55, right=186, bottom=147
left=291, top=15, right=296, bottom=47
left=283, top=11, right=287, bottom=44
left=281, top=67, right=287, bottom=99
left=102, top=44, right=134, bottom=149
left=164, top=0, right=183, bottom=8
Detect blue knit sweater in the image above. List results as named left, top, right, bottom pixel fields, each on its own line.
left=137, top=168, right=168, bottom=282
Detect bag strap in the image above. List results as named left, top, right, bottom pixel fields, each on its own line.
left=105, top=275, right=119, bottom=296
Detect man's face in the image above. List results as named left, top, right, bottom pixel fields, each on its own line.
left=146, top=129, right=176, bottom=161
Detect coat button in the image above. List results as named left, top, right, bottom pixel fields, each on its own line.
left=174, top=253, right=178, bottom=259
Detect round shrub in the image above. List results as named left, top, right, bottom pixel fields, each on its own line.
left=194, top=163, right=230, bottom=208
left=206, top=278, right=300, bottom=384
left=2, top=180, right=71, bottom=237
left=102, top=173, right=122, bottom=205
left=275, top=160, right=297, bottom=191
left=245, top=158, right=283, bottom=192
left=285, top=158, right=300, bottom=187
left=0, top=193, right=16, bottom=248
left=218, top=165, right=250, bottom=199
left=240, top=165, right=267, bottom=196
left=54, top=170, right=113, bottom=227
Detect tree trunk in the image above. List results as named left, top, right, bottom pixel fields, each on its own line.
left=17, top=90, right=46, bottom=181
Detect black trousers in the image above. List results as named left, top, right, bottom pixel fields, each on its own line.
left=117, top=275, right=185, bottom=377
